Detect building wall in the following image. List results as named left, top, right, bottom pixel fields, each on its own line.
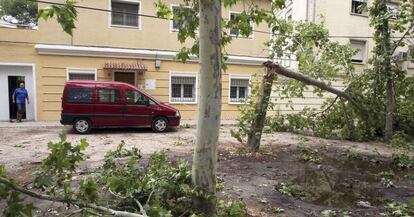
left=37, top=0, right=271, bottom=58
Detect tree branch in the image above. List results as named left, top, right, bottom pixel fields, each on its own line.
left=0, top=177, right=145, bottom=217
left=391, top=22, right=414, bottom=54
left=263, top=61, right=363, bottom=111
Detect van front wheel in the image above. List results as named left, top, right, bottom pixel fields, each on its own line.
left=73, top=118, right=92, bottom=134
left=152, top=117, right=168, bottom=132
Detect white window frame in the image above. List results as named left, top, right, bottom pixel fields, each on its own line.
left=350, top=40, right=367, bottom=64
left=228, top=74, right=251, bottom=104
left=109, top=0, right=142, bottom=30
left=228, top=11, right=254, bottom=40
left=169, top=72, right=198, bottom=104
left=66, top=68, right=97, bottom=81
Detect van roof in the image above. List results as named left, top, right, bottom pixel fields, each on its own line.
left=65, top=80, right=136, bottom=88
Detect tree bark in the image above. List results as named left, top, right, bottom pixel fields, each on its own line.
left=378, top=0, right=394, bottom=142
left=263, top=61, right=363, bottom=111
left=385, top=78, right=394, bottom=141
left=247, top=67, right=276, bottom=152
left=192, top=0, right=221, bottom=214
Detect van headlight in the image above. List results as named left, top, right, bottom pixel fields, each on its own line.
left=176, top=111, right=180, bottom=117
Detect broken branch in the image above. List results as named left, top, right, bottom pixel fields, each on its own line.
left=0, top=177, right=145, bottom=217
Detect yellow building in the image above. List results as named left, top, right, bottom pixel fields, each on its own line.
left=0, top=0, right=270, bottom=121
left=1, top=0, right=412, bottom=122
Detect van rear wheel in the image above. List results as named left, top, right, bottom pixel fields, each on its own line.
left=152, top=117, right=168, bottom=132
left=73, top=118, right=92, bottom=134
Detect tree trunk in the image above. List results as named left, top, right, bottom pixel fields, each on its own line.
left=384, top=78, right=394, bottom=141
left=192, top=0, right=222, bottom=214
left=247, top=67, right=276, bottom=152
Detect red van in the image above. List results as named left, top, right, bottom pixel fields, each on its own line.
left=60, top=81, right=180, bottom=134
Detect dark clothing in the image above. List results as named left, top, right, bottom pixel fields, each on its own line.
left=17, top=103, right=26, bottom=114
left=14, top=88, right=28, bottom=104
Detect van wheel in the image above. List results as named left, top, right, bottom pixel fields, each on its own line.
left=73, top=118, right=92, bottom=134
left=152, top=117, right=168, bottom=132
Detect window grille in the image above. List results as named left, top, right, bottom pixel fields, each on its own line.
left=230, top=78, right=249, bottom=103
left=171, top=76, right=196, bottom=102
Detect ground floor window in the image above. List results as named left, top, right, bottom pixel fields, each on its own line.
left=67, top=68, right=97, bottom=81
left=170, top=73, right=197, bottom=103
left=229, top=76, right=250, bottom=103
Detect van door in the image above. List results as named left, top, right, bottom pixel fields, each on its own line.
left=93, top=86, right=124, bottom=127
left=123, top=89, right=153, bottom=126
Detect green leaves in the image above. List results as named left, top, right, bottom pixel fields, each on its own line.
left=38, top=0, right=77, bottom=35
left=0, top=0, right=38, bottom=24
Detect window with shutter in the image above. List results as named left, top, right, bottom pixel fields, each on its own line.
left=67, top=68, right=96, bottom=81
left=170, top=75, right=197, bottom=103
left=229, top=77, right=250, bottom=103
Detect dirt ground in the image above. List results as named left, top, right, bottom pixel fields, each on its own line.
left=0, top=125, right=413, bottom=216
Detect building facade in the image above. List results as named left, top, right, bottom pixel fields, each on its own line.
left=1, top=0, right=412, bottom=122
left=0, top=0, right=270, bottom=121
left=271, top=0, right=414, bottom=113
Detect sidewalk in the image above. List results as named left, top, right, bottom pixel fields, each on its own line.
left=0, top=119, right=237, bottom=128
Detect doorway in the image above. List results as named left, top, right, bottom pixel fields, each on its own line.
left=0, top=64, right=35, bottom=121
left=8, top=76, right=26, bottom=119
left=114, top=72, right=136, bottom=86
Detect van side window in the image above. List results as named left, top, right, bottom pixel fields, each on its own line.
left=98, top=89, right=120, bottom=103
left=126, top=90, right=147, bottom=105
left=67, top=87, right=93, bottom=103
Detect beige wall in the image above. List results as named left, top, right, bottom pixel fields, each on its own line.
left=37, top=0, right=271, bottom=58
left=0, top=37, right=264, bottom=120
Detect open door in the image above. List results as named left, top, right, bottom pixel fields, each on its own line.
left=8, top=76, right=26, bottom=119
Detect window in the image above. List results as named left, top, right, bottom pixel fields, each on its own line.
left=125, top=90, right=153, bottom=105
left=350, top=40, right=366, bottom=63
left=98, top=89, right=121, bottom=103
left=67, top=68, right=96, bottom=81
left=111, top=0, right=140, bottom=28
left=229, top=77, right=249, bottom=103
left=229, top=12, right=253, bottom=38
left=387, top=2, right=399, bottom=19
left=351, top=0, right=367, bottom=15
left=66, top=88, right=93, bottom=104
left=170, top=75, right=196, bottom=103
left=171, top=5, right=194, bottom=31
left=286, top=9, right=292, bottom=20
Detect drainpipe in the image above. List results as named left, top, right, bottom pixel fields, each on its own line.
left=306, top=0, right=309, bottom=21
left=312, top=0, right=316, bottom=23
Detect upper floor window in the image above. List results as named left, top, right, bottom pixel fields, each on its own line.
left=386, top=2, right=399, bottom=19
left=229, top=76, right=250, bottom=103
left=229, top=12, right=253, bottom=39
left=111, top=0, right=140, bottom=28
left=350, top=40, right=366, bottom=63
left=67, top=68, right=97, bottom=81
left=351, top=0, right=367, bottom=15
left=170, top=5, right=194, bottom=32
left=170, top=73, right=197, bottom=103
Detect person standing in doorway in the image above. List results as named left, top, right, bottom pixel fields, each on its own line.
left=12, top=82, right=29, bottom=122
